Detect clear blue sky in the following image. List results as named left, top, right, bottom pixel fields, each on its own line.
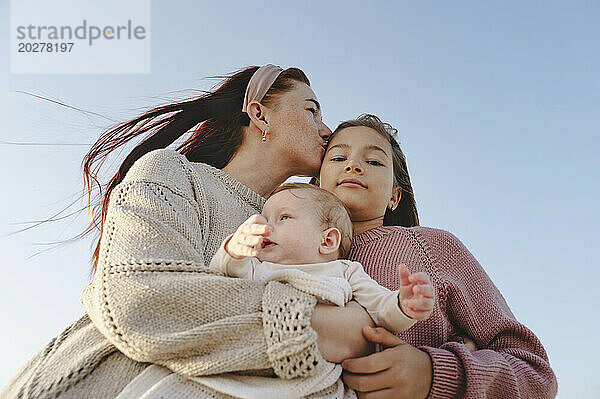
left=1, top=1, right=598, bottom=397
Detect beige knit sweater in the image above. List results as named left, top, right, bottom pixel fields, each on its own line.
left=2, top=149, right=326, bottom=399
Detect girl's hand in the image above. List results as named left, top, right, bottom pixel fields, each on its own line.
left=225, top=214, right=270, bottom=259
left=342, top=326, right=433, bottom=399
left=397, top=264, right=434, bottom=321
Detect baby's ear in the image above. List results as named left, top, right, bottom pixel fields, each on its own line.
left=319, top=227, right=341, bottom=255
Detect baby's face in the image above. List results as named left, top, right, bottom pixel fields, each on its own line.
left=258, top=190, right=325, bottom=265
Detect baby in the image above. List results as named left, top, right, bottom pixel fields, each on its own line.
left=210, top=182, right=434, bottom=333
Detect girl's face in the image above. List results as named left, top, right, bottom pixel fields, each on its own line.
left=266, top=82, right=331, bottom=177
left=319, top=126, right=399, bottom=222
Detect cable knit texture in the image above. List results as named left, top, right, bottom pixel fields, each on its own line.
left=348, top=225, right=558, bottom=399
left=1, top=149, right=324, bottom=399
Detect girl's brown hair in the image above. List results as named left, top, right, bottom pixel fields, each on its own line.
left=82, top=66, right=310, bottom=275
left=316, top=114, right=419, bottom=227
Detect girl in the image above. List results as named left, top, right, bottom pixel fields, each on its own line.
left=317, top=114, right=558, bottom=398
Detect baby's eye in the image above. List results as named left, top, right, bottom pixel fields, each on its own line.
left=367, top=160, right=384, bottom=166
left=280, top=215, right=290, bottom=221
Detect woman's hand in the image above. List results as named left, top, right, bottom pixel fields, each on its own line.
left=341, top=326, right=433, bottom=399
left=311, top=301, right=375, bottom=363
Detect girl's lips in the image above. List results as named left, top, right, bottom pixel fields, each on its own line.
left=338, top=179, right=367, bottom=188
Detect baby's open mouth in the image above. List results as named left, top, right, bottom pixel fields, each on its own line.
left=261, top=239, right=277, bottom=249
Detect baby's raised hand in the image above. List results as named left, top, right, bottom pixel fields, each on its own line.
left=225, top=214, right=271, bottom=259
left=397, top=263, right=435, bottom=321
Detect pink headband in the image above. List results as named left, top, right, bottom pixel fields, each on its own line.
left=241, top=64, right=284, bottom=113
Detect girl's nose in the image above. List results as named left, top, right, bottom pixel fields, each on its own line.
left=345, top=163, right=362, bottom=173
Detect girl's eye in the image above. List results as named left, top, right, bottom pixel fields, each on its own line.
left=307, top=108, right=317, bottom=115
left=367, top=160, right=384, bottom=166
left=331, top=156, right=346, bottom=162
left=280, top=215, right=290, bottom=221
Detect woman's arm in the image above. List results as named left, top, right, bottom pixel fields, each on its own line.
left=81, top=149, right=324, bottom=379
left=418, top=229, right=558, bottom=398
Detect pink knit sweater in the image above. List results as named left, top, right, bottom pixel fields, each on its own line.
left=347, top=225, right=557, bottom=399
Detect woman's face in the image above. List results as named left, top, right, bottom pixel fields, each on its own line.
left=319, top=126, right=398, bottom=222
left=267, top=82, right=331, bottom=176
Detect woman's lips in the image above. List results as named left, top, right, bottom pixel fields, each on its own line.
left=320, top=140, right=328, bottom=152
left=338, top=179, right=367, bottom=188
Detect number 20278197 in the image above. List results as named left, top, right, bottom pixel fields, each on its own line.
left=18, top=42, right=74, bottom=52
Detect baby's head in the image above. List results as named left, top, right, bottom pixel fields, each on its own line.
left=257, top=183, right=353, bottom=265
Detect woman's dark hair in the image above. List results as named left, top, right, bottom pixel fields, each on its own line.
left=314, top=114, right=419, bottom=227
left=82, top=66, right=310, bottom=275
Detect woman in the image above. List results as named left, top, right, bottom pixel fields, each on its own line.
left=1, top=65, right=374, bottom=398
left=317, top=114, right=558, bottom=398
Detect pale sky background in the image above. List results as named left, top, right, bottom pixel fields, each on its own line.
left=1, top=1, right=599, bottom=397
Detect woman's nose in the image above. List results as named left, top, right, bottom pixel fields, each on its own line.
left=319, top=121, right=332, bottom=141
